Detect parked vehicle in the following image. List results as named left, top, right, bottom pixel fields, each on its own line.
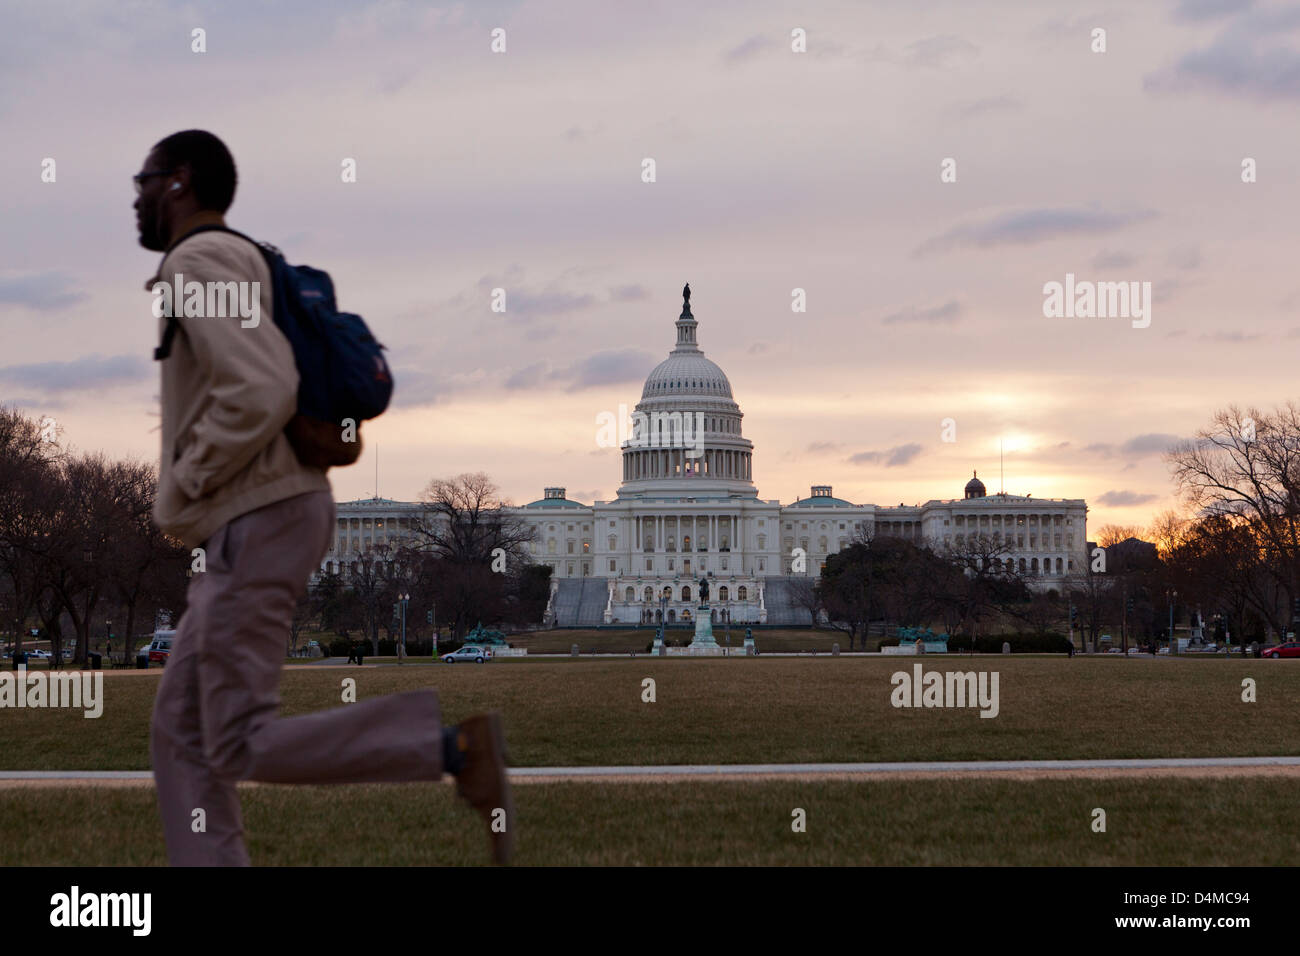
left=141, top=630, right=177, bottom=667
left=1262, top=641, right=1300, bottom=659
left=441, top=645, right=491, bottom=664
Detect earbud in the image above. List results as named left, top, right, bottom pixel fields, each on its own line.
left=170, top=183, right=181, bottom=191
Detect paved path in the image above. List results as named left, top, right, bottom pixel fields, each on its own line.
left=2, top=756, right=1298, bottom=787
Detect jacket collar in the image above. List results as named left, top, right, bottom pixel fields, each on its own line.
left=145, top=211, right=229, bottom=289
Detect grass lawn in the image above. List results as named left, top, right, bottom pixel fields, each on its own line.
left=3, top=776, right=1294, bottom=865
left=5, top=657, right=1296, bottom=771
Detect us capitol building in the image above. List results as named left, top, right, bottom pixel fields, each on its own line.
left=320, top=286, right=1089, bottom=626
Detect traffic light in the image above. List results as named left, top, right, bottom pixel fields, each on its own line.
left=426, top=610, right=433, bottom=625
left=1126, top=596, right=1134, bottom=614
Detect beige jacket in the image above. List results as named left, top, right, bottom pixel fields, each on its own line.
left=148, top=225, right=330, bottom=548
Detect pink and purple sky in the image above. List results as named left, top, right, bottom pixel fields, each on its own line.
left=3, top=0, right=1299, bottom=527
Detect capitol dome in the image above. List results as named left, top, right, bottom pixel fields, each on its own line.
left=964, top=470, right=987, bottom=499
left=617, top=284, right=756, bottom=499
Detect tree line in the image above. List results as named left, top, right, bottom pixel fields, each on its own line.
left=1, top=406, right=550, bottom=661
left=0, top=407, right=189, bottom=664
left=798, top=401, right=1300, bottom=651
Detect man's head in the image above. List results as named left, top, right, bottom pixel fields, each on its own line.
left=133, top=130, right=237, bottom=251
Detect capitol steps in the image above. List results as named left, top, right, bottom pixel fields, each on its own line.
left=551, top=577, right=610, bottom=627
left=758, top=577, right=816, bottom=626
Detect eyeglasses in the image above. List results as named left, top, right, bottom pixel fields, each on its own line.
left=132, top=169, right=177, bottom=195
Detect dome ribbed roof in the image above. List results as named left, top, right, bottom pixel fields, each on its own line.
left=964, top=471, right=987, bottom=498
left=641, top=354, right=732, bottom=399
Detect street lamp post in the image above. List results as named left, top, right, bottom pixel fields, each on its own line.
left=1167, top=589, right=1177, bottom=652
left=398, top=592, right=410, bottom=664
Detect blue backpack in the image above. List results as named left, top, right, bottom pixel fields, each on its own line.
left=153, top=225, right=392, bottom=468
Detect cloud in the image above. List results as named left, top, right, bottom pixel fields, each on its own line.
left=882, top=300, right=962, bottom=325
left=1120, top=433, right=1181, bottom=456
left=914, top=206, right=1157, bottom=256
left=1096, top=490, right=1160, bottom=507
left=903, top=34, right=978, bottom=68
left=1145, top=6, right=1300, bottom=102
left=1173, top=0, right=1256, bottom=22
left=610, top=284, right=649, bottom=302
left=505, top=350, right=655, bottom=392
left=1168, top=244, right=1202, bottom=270
left=504, top=362, right=548, bottom=391
left=724, top=34, right=776, bottom=64
left=1153, top=276, right=1199, bottom=304
left=0, top=354, right=148, bottom=392
left=806, top=441, right=841, bottom=454
left=947, top=95, right=1022, bottom=118
left=1092, top=249, right=1138, bottom=270
left=849, top=442, right=924, bottom=467
left=0, top=272, right=88, bottom=311
left=563, top=349, right=654, bottom=391
left=471, top=270, right=597, bottom=323
left=1085, top=433, right=1182, bottom=458
left=389, top=368, right=445, bottom=407
left=1202, top=330, right=1262, bottom=342
left=563, top=121, right=605, bottom=143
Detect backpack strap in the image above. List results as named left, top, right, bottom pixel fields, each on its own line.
left=151, top=224, right=270, bottom=361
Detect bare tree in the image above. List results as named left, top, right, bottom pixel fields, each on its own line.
left=410, top=473, right=538, bottom=639
left=1167, top=402, right=1300, bottom=628
left=1095, top=524, right=1145, bottom=548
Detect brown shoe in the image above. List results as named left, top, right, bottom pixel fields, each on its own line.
left=454, top=712, right=515, bottom=864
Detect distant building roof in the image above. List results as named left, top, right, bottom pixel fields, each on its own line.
left=523, top=486, right=587, bottom=509
left=788, top=485, right=856, bottom=508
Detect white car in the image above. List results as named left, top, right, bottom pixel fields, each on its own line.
left=441, top=645, right=492, bottom=663
left=26, top=649, right=50, bottom=660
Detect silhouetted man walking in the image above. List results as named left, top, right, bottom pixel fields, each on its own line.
left=138, top=130, right=512, bottom=865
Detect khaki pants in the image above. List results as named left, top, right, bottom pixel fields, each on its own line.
left=150, top=490, right=442, bottom=866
